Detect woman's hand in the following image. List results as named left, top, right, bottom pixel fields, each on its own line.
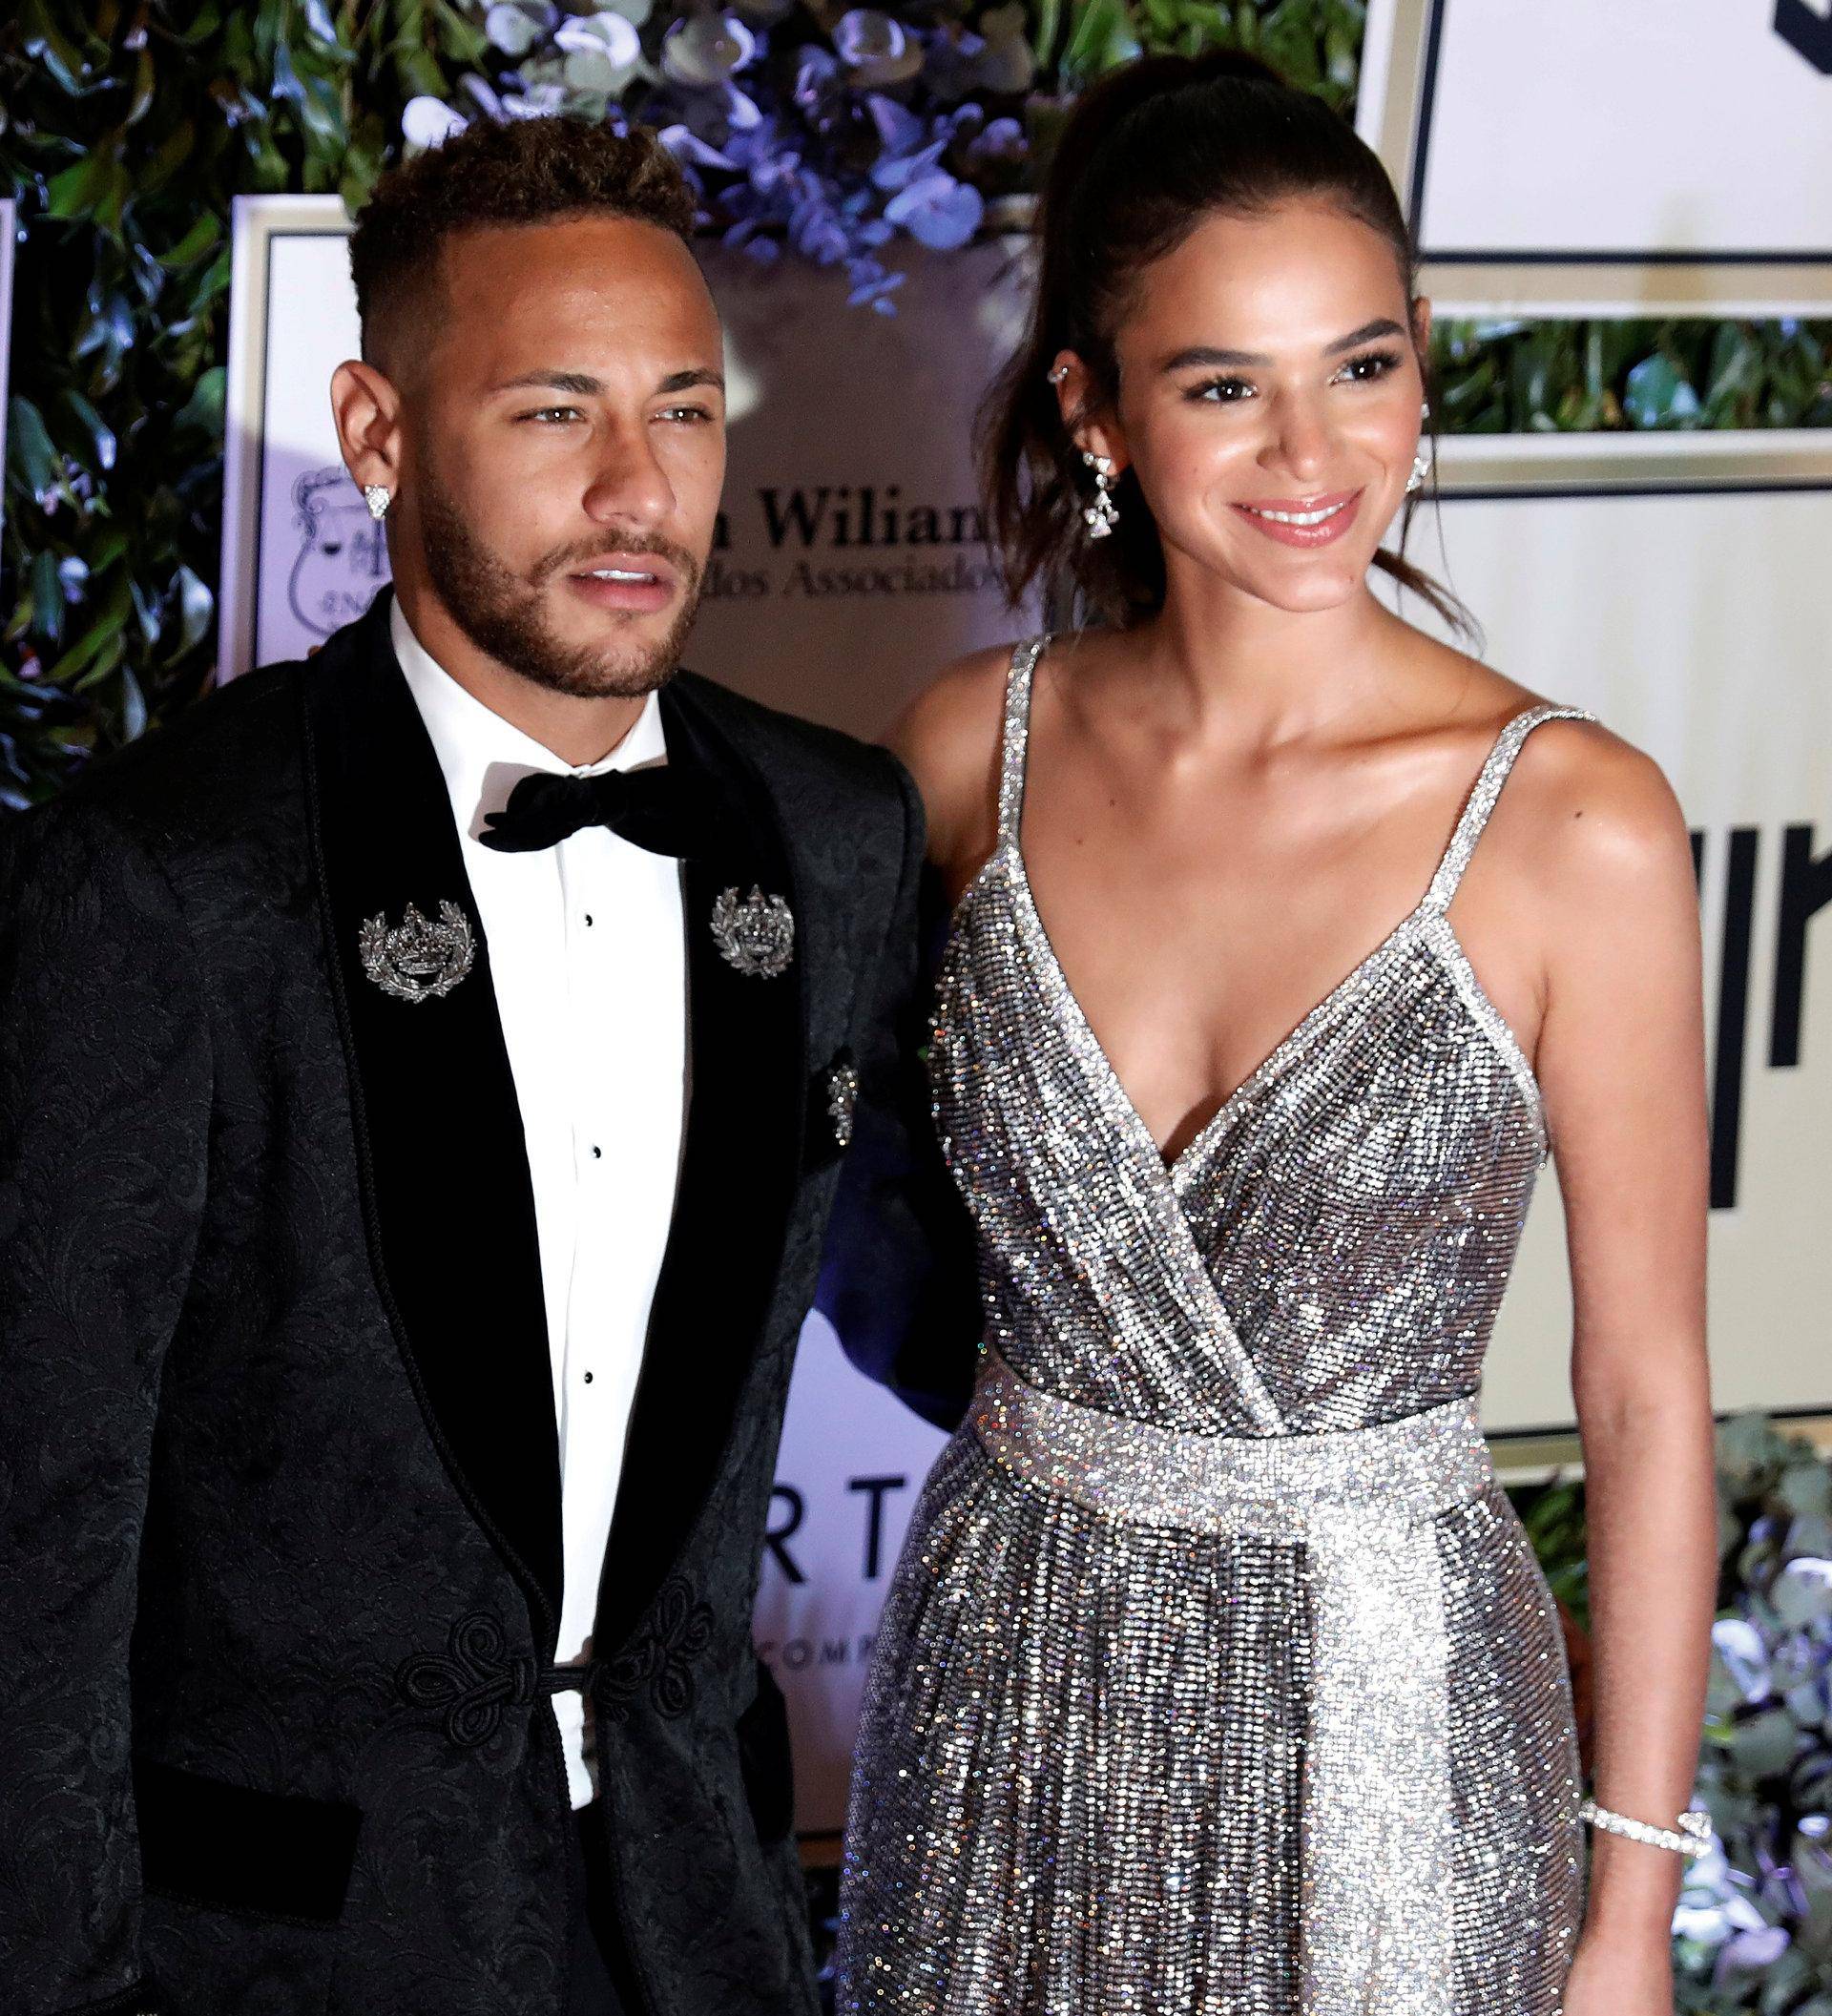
left=1561, top=1923, right=1675, bottom=2016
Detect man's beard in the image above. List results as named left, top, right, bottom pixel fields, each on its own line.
left=415, top=470, right=704, bottom=700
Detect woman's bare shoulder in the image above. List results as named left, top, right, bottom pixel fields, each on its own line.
left=1481, top=682, right=1693, bottom=913
left=887, top=641, right=1022, bottom=867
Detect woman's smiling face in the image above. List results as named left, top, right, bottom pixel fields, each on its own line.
left=1072, top=197, right=1430, bottom=617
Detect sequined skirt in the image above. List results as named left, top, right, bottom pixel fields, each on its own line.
left=837, top=1354, right=1583, bottom=2016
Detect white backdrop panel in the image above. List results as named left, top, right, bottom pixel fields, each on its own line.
left=756, top=1318, right=947, bottom=1836
left=1409, top=0, right=1832, bottom=257
left=1382, top=484, right=1832, bottom=1433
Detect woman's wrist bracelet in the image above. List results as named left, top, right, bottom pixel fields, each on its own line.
left=1578, top=1797, right=1713, bottom=1860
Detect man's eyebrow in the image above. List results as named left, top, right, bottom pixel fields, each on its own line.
left=1160, top=319, right=1408, bottom=372
left=491, top=369, right=605, bottom=396
left=489, top=366, right=727, bottom=396
left=657, top=367, right=725, bottom=394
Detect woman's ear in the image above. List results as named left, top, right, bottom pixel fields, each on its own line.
left=1048, top=350, right=1130, bottom=477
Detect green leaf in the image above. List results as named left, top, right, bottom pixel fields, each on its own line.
left=172, top=365, right=226, bottom=439
left=46, top=149, right=130, bottom=230
left=157, top=214, right=223, bottom=270
left=58, top=390, right=118, bottom=474
left=7, top=397, right=63, bottom=503
left=166, top=566, right=215, bottom=661
left=1060, top=0, right=1140, bottom=83
left=28, top=551, right=65, bottom=649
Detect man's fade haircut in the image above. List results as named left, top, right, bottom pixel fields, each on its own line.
left=349, top=115, right=699, bottom=371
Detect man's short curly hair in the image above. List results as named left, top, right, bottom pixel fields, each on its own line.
left=349, top=115, right=699, bottom=368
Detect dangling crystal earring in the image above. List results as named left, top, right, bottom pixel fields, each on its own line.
left=1405, top=401, right=1431, bottom=495
left=1081, top=449, right=1120, bottom=539
left=364, top=484, right=392, bottom=522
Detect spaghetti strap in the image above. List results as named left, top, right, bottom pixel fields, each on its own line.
left=995, top=635, right=1049, bottom=846
left=1424, top=703, right=1594, bottom=915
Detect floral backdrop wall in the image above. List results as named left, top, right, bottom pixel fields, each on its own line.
left=2, top=0, right=1827, bottom=805
left=2, top=5, right=1828, bottom=2007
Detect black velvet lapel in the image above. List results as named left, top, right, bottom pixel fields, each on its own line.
left=301, top=593, right=563, bottom=1634
left=595, top=675, right=806, bottom=1654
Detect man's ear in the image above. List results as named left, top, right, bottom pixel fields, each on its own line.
left=330, top=358, right=406, bottom=499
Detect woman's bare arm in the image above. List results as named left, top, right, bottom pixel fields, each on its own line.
left=1531, top=727, right=1714, bottom=2001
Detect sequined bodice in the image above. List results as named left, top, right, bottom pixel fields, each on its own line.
left=929, top=637, right=1592, bottom=1438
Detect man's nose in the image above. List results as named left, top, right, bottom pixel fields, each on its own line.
left=581, top=426, right=674, bottom=528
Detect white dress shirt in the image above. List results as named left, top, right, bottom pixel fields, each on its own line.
left=393, top=600, right=689, bottom=1808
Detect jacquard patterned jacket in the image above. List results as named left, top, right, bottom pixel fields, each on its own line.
left=0, top=592, right=970, bottom=2016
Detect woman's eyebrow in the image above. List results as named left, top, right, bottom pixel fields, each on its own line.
left=1160, top=318, right=1407, bottom=372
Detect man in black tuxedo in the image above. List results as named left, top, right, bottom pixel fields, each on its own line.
left=0, top=114, right=968, bottom=2016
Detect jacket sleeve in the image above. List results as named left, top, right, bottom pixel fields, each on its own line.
left=0, top=800, right=211, bottom=2015
left=815, top=756, right=982, bottom=1430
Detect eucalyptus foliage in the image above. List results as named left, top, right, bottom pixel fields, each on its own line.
left=1513, top=1419, right=1832, bottom=2013
left=1, top=0, right=486, bottom=803
left=1676, top=1417, right=1832, bottom=2013
left=2, top=0, right=1828, bottom=811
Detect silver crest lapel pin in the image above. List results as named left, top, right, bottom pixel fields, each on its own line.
left=710, top=885, right=795, bottom=979
left=359, top=900, right=476, bottom=1004
left=826, top=1058, right=861, bottom=1150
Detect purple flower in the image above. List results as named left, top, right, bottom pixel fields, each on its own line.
left=661, top=13, right=759, bottom=88
left=871, top=135, right=947, bottom=194
left=884, top=171, right=983, bottom=251
left=832, top=9, right=925, bottom=86
left=967, top=114, right=1026, bottom=169
left=847, top=265, right=906, bottom=313
left=484, top=2, right=554, bottom=58
left=553, top=10, right=641, bottom=83
left=793, top=46, right=840, bottom=106
left=660, top=125, right=739, bottom=172
left=1715, top=1924, right=1790, bottom=1979
left=922, top=27, right=985, bottom=101
left=865, top=91, right=925, bottom=159
left=789, top=194, right=850, bottom=265
left=402, top=96, right=467, bottom=150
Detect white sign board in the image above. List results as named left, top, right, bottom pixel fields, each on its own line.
left=1383, top=460, right=1832, bottom=1439
left=1359, top=0, right=1832, bottom=312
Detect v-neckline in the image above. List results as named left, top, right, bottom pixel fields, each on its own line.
left=1001, top=837, right=1433, bottom=1181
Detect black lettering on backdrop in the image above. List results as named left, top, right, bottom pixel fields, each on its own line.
left=848, top=1476, right=908, bottom=1580
left=765, top=1485, right=806, bottom=1585
left=756, top=486, right=985, bottom=551
left=1709, top=828, right=1760, bottom=1211
left=1776, top=0, right=1832, bottom=73
left=1771, top=824, right=1832, bottom=1068
left=1697, top=821, right=1827, bottom=1211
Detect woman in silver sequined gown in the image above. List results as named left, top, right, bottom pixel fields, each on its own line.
left=838, top=50, right=1713, bottom=2016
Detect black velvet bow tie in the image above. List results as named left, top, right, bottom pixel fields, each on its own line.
left=477, top=764, right=713, bottom=860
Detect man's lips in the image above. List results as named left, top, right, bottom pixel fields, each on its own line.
left=1231, top=488, right=1364, bottom=548
left=559, top=551, right=681, bottom=613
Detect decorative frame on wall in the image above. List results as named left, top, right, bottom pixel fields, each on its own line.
left=0, top=199, right=14, bottom=521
